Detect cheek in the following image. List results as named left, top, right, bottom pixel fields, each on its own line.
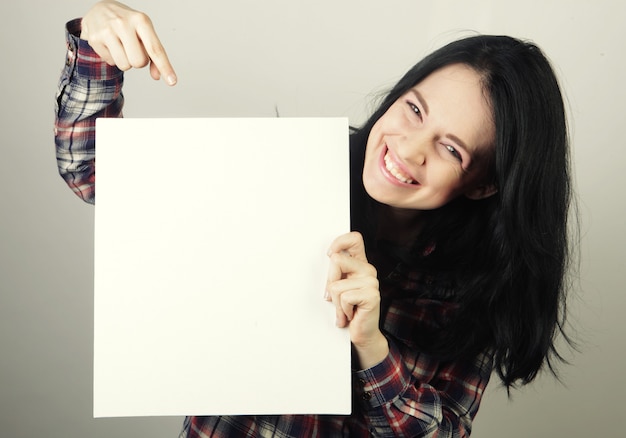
left=365, top=119, right=383, bottom=148
left=429, top=164, right=468, bottom=197
left=431, top=160, right=462, bottom=184
left=361, top=151, right=381, bottom=194
left=367, top=104, right=404, bottom=140
left=363, top=123, right=386, bottom=168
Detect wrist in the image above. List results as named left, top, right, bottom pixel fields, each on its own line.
left=352, top=332, right=389, bottom=370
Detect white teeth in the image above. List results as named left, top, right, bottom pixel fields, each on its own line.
left=384, top=152, right=414, bottom=184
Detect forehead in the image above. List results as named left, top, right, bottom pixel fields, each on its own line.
left=412, top=64, right=495, bottom=156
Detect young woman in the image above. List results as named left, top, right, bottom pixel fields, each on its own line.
left=55, top=1, right=573, bottom=437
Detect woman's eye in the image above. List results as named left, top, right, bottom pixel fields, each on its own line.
left=445, top=145, right=462, bottom=162
left=408, top=102, right=422, bottom=118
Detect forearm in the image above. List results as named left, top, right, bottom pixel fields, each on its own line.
left=54, top=18, right=124, bottom=204
left=353, top=339, right=492, bottom=437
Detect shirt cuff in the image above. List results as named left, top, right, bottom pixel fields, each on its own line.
left=64, top=18, right=123, bottom=81
left=353, top=339, right=412, bottom=409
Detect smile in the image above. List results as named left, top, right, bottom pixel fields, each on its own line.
left=382, top=148, right=418, bottom=185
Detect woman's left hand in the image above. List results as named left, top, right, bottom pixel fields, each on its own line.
left=326, top=231, right=389, bottom=369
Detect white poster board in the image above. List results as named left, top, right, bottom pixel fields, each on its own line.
left=93, top=118, right=351, bottom=417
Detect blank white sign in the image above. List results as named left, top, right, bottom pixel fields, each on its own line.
left=93, top=117, right=351, bottom=417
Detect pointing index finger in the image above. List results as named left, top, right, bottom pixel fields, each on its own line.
left=136, top=19, right=177, bottom=85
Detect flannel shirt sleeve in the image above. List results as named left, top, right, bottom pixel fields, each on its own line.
left=54, top=18, right=124, bottom=204
left=353, top=338, right=493, bottom=438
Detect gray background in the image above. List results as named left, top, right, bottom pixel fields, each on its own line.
left=1, top=0, right=623, bottom=437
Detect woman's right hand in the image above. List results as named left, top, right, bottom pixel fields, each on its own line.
left=80, top=0, right=177, bottom=86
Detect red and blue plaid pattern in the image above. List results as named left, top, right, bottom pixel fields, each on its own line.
left=55, top=19, right=124, bottom=204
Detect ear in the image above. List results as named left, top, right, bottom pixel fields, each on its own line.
left=464, top=183, right=498, bottom=200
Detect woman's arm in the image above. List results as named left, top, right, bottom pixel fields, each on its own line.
left=54, top=0, right=176, bottom=203
left=55, top=19, right=123, bottom=204
left=327, top=232, right=493, bottom=437
left=354, top=341, right=492, bottom=437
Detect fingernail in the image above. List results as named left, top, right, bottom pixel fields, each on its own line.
left=167, top=75, right=177, bottom=86
left=324, top=290, right=329, bottom=300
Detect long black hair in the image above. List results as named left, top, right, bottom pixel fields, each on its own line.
left=350, top=35, right=573, bottom=389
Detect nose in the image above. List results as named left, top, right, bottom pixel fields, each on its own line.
left=400, top=133, right=428, bottom=166
left=411, top=149, right=426, bottom=166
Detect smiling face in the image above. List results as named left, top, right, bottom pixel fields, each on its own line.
left=362, top=63, right=497, bottom=211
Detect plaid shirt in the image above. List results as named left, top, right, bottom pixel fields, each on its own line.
left=55, top=19, right=493, bottom=438
left=55, top=19, right=124, bottom=204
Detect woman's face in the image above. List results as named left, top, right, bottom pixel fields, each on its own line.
left=363, top=63, right=497, bottom=211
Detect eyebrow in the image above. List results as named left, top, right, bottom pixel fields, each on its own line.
left=448, top=134, right=469, bottom=154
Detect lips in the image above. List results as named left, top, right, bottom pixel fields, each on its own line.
left=382, top=147, right=419, bottom=185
